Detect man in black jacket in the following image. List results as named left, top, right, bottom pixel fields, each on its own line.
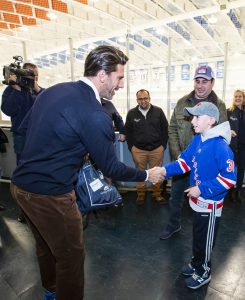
left=125, top=89, right=169, bottom=205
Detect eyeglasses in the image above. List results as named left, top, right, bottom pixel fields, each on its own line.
left=137, top=97, right=149, bottom=101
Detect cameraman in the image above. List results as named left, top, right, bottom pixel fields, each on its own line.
left=1, top=63, right=44, bottom=164
left=1, top=62, right=44, bottom=223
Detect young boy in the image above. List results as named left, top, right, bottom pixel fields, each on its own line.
left=162, top=101, right=236, bottom=289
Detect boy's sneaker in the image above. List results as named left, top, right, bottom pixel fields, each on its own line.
left=43, top=290, right=56, bottom=300
left=181, top=263, right=195, bottom=276
left=185, top=272, right=211, bottom=289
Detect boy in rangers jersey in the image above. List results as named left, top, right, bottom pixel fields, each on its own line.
left=162, top=101, right=236, bottom=289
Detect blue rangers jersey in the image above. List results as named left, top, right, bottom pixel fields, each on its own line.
left=164, top=121, right=236, bottom=215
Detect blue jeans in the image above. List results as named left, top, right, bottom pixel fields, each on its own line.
left=168, top=173, right=190, bottom=228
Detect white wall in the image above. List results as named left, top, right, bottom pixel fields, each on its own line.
left=1, top=53, right=245, bottom=123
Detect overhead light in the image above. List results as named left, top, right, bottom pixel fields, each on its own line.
left=118, top=36, right=125, bottom=43
left=156, top=27, right=165, bottom=35
left=47, top=12, right=57, bottom=20
left=191, top=56, right=198, bottom=61
left=20, top=26, right=28, bottom=32
left=184, top=39, right=191, bottom=46
left=234, top=52, right=240, bottom=57
left=208, top=16, right=217, bottom=24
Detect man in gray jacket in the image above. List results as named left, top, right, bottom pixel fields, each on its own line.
left=159, top=65, right=227, bottom=239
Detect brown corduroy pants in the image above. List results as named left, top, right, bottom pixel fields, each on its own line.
left=10, top=183, right=85, bottom=300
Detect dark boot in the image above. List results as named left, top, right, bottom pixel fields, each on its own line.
left=136, top=193, right=145, bottom=205
left=152, top=183, right=168, bottom=205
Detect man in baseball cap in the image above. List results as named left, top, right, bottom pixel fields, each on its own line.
left=193, top=65, right=215, bottom=99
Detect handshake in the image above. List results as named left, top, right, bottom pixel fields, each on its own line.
left=147, top=167, right=166, bottom=184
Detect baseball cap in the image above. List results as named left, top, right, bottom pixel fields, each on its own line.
left=194, top=65, right=214, bottom=80
left=183, top=101, right=219, bottom=122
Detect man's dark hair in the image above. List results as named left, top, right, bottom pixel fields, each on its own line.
left=136, top=89, right=150, bottom=98
left=23, top=62, right=37, bottom=70
left=84, top=45, right=128, bottom=77
left=194, top=78, right=214, bottom=84
left=23, top=63, right=38, bottom=76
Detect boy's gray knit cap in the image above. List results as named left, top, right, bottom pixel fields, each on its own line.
left=183, top=101, right=219, bottom=122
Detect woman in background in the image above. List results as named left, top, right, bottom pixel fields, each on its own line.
left=227, top=89, right=245, bottom=202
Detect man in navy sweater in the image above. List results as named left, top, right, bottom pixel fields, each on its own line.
left=10, top=45, right=164, bottom=300
left=1, top=62, right=43, bottom=163
left=1, top=62, right=44, bottom=223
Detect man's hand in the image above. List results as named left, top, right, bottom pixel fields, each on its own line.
left=184, top=186, right=201, bottom=198
left=9, top=74, right=21, bottom=91
left=148, top=167, right=165, bottom=184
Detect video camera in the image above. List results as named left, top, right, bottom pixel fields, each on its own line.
left=2, top=56, right=35, bottom=89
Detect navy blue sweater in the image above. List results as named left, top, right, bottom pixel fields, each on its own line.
left=1, top=86, right=42, bottom=133
left=12, top=81, right=146, bottom=195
